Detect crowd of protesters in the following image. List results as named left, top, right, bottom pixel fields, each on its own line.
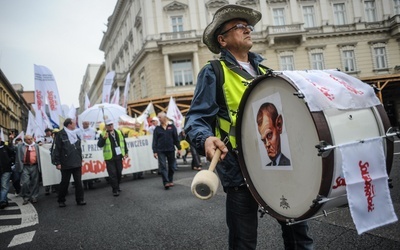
left=0, top=112, right=199, bottom=209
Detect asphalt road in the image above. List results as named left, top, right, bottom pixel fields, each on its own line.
left=0, top=141, right=399, bottom=249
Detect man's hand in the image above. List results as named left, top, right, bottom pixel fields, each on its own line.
left=56, top=164, right=61, bottom=170
left=103, top=132, right=108, bottom=139
left=204, top=136, right=228, bottom=162
left=153, top=153, right=158, bottom=159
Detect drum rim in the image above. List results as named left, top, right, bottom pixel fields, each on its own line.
left=376, top=105, right=394, bottom=175
left=235, top=73, right=335, bottom=222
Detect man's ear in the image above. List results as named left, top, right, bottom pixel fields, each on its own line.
left=276, top=115, right=283, bottom=134
left=217, top=35, right=227, bottom=48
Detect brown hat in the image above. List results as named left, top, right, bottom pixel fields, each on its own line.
left=203, top=4, right=262, bottom=54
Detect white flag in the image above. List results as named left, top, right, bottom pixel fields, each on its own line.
left=122, top=73, right=130, bottom=108
left=34, top=64, right=63, bottom=127
left=67, top=104, right=76, bottom=119
left=0, top=128, right=4, bottom=142
left=84, top=93, right=91, bottom=110
left=26, top=110, right=38, bottom=136
left=166, top=96, right=183, bottom=134
left=13, top=131, right=25, bottom=144
left=339, top=138, right=398, bottom=234
left=32, top=104, right=48, bottom=135
left=111, top=87, right=120, bottom=105
left=102, top=71, right=115, bottom=103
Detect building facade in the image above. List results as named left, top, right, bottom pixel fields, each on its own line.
left=82, top=0, right=400, bottom=126
left=0, top=69, right=30, bottom=138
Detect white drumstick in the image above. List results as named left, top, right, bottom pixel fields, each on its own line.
left=191, top=148, right=221, bottom=200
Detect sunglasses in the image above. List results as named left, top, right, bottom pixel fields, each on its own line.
left=220, top=24, right=254, bottom=36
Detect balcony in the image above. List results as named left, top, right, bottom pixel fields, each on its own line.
left=266, top=23, right=307, bottom=45
left=159, top=30, right=199, bottom=41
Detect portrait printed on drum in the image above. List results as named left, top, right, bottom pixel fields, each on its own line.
left=252, top=93, right=292, bottom=170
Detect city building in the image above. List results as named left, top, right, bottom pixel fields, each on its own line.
left=0, top=69, right=30, bottom=138
left=81, top=0, right=400, bottom=126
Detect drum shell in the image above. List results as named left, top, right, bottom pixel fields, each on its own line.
left=236, top=73, right=394, bottom=222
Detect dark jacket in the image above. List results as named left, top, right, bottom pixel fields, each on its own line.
left=52, top=129, right=82, bottom=169
left=184, top=49, right=265, bottom=188
left=152, top=123, right=181, bottom=153
left=0, top=142, right=15, bottom=174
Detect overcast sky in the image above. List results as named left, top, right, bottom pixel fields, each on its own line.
left=0, top=0, right=117, bottom=108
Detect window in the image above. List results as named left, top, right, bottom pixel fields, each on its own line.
left=310, top=50, right=325, bottom=70
left=303, top=6, right=315, bottom=28
left=171, top=16, right=183, bottom=32
left=394, top=0, right=400, bottom=15
left=340, top=46, right=357, bottom=72
left=172, top=60, right=193, bottom=86
left=365, top=1, right=377, bottom=22
left=273, top=8, right=285, bottom=26
left=333, top=3, right=347, bottom=25
left=279, top=53, right=295, bottom=70
left=371, top=43, right=388, bottom=69
left=140, top=72, right=147, bottom=98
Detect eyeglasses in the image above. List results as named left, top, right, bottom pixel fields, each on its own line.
left=220, top=24, right=254, bottom=36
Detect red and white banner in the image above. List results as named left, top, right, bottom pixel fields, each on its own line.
left=40, top=135, right=158, bottom=185
left=34, top=65, right=47, bottom=112
left=166, top=96, right=183, bottom=134
left=34, top=65, right=64, bottom=127
left=339, top=138, right=398, bottom=234
left=122, top=73, right=130, bottom=108
left=282, top=70, right=381, bottom=112
left=102, top=71, right=115, bottom=103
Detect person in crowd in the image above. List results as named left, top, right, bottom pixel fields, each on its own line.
left=43, top=128, right=53, bottom=144
left=97, top=119, right=128, bottom=197
left=184, top=4, right=313, bottom=249
left=43, top=128, right=56, bottom=195
left=0, top=138, right=15, bottom=209
left=8, top=131, right=21, bottom=196
left=152, top=112, right=181, bottom=190
left=52, top=118, right=86, bottom=207
left=257, top=102, right=291, bottom=166
left=147, top=117, right=159, bottom=135
left=79, top=121, right=97, bottom=190
left=15, top=135, right=41, bottom=205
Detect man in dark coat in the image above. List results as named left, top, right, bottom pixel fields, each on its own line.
left=52, top=118, right=86, bottom=207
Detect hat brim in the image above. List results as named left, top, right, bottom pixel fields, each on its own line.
left=203, top=5, right=262, bottom=54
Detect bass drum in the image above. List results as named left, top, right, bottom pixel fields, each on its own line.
left=235, top=71, right=394, bottom=222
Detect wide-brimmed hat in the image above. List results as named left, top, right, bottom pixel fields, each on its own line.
left=203, top=4, right=262, bottom=54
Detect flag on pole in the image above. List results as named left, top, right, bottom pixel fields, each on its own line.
left=122, top=73, right=130, bottom=108
left=13, top=131, right=25, bottom=144
left=102, top=71, right=115, bottom=103
left=111, top=87, right=120, bottom=105
left=0, top=128, right=4, bottom=142
left=84, top=93, right=91, bottom=110
left=166, top=96, right=183, bottom=134
left=34, top=64, right=63, bottom=127
left=26, top=110, right=38, bottom=136
left=67, top=104, right=76, bottom=119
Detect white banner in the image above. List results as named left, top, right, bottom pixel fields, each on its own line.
left=34, top=64, right=64, bottom=127
left=33, top=65, right=47, bottom=113
left=41, top=135, right=158, bottom=186
left=282, top=70, right=381, bottom=112
left=102, top=71, right=115, bottom=103
left=339, top=138, right=398, bottom=234
left=111, top=87, right=120, bottom=105
left=84, top=93, right=91, bottom=110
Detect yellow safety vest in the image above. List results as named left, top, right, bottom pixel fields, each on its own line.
left=216, top=61, right=267, bottom=149
left=101, top=129, right=126, bottom=160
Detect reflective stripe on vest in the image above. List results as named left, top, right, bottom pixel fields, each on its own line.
left=216, top=61, right=267, bottom=149
left=101, top=129, right=126, bottom=160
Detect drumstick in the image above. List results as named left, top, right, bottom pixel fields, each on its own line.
left=191, top=148, right=221, bottom=200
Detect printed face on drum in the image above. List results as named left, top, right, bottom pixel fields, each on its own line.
left=256, top=103, right=283, bottom=164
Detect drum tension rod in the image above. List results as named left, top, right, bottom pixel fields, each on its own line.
left=311, top=194, right=347, bottom=207
left=293, top=92, right=305, bottom=99
left=315, top=128, right=399, bottom=157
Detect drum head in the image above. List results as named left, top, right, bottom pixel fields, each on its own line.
left=236, top=75, right=329, bottom=221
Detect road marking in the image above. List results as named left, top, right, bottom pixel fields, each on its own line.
left=8, top=231, right=36, bottom=247
left=0, top=197, right=39, bottom=233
